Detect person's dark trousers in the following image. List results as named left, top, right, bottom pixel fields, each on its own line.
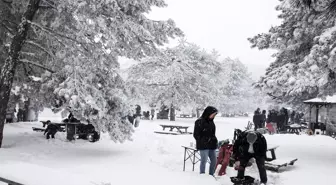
left=46, top=131, right=57, bottom=139
left=151, top=115, right=154, bottom=120
left=237, top=155, right=267, bottom=184
left=258, top=122, right=263, bottom=129
left=254, top=123, right=260, bottom=131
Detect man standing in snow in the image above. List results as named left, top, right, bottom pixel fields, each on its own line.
left=253, top=108, right=262, bottom=131
left=150, top=108, right=155, bottom=120
left=261, top=110, right=267, bottom=128
left=193, top=106, right=218, bottom=176
left=232, top=130, right=267, bottom=184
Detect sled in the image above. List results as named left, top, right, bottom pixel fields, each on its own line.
left=230, top=176, right=259, bottom=185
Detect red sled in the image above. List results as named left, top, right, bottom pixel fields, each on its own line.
left=266, top=122, right=275, bottom=133
left=215, top=144, right=233, bottom=176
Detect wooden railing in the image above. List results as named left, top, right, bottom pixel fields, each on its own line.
left=0, top=176, right=24, bottom=185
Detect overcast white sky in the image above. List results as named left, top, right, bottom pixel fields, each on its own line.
left=119, top=0, right=282, bottom=80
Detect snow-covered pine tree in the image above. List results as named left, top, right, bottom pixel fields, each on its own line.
left=216, top=57, right=254, bottom=113
left=249, top=0, right=336, bottom=108
left=0, top=0, right=183, bottom=147
left=126, top=41, right=222, bottom=121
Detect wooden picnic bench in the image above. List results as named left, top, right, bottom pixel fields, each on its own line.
left=265, top=145, right=298, bottom=172
left=159, top=124, right=191, bottom=134
left=284, top=124, right=303, bottom=135
left=32, top=121, right=66, bottom=133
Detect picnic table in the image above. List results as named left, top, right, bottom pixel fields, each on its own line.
left=265, top=145, right=298, bottom=172
left=266, top=145, right=279, bottom=161
left=159, top=124, right=190, bottom=133
left=284, top=124, right=303, bottom=135
left=32, top=121, right=66, bottom=132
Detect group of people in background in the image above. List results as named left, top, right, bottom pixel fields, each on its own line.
left=253, top=107, right=305, bottom=133
left=141, top=108, right=156, bottom=120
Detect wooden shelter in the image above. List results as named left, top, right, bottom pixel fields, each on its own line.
left=304, top=96, right=336, bottom=135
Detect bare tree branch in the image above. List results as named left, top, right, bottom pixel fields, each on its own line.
left=19, top=59, right=55, bottom=73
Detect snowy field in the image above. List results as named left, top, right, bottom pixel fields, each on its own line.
left=1, top=115, right=336, bottom=185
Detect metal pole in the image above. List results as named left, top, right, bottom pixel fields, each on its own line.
left=192, top=150, right=196, bottom=171
left=316, top=105, right=319, bottom=132
left=183, top=148, right=186, bottom=171
left=309, top=105, right=312, bottom=130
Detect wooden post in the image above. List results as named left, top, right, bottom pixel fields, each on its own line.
left=309, top=104, right=312, bottom=129
left=326, top=104, right=331, bottom=135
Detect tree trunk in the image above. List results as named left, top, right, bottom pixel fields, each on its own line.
left=23, top=98, right=30, bottom=121
left=34, top=109, right=39, bottom=121
left=170, top=106, right=175, bottom=121
left=0, top=0, right=41, bottom=148
left=196, top=108, right=201, bottom=118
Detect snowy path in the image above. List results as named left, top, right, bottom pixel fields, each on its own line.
left=1, top=117, right=336, bottom=185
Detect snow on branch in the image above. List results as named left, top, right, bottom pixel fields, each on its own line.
left=19, top=59, right=55, bottom=73
left=20, top=51, right=36, bottom=57
left=25, top=40, right=54, bottom=57
left=27, top=21, right=89, bottom=52
left=39, top=0, right=57, bottom=9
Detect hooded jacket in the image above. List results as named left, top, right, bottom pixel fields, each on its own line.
left=253, top=110, right=262, bottom=125
left=193, top=106, right=218, bottom=150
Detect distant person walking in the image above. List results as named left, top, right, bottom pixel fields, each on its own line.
left=193, top=106, right=218, bottom=176
left=261, top=110, right=267, bottom=128
left=253, top=108, right=262, bottom=131
left=151, top=108, right=155, bottom=120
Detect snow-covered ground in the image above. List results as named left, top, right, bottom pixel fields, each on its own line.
left=1, top=115, right=336, bottom=185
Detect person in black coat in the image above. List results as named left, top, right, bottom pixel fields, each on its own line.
left=193, top=106, right=218, bottom=175
left=232, top=130, right=267, bottom=184
left=253, top=108, right=262, bottom=131
left=261, top=110, right=267, bottom=128
left=44, top=121, right=59, bottom=139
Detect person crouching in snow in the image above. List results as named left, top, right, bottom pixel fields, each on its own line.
left=193, top=106, right=218, bottom=176
left=44, top=121, right=59, bottom=139
left=232, top=130, right=267, bottom=184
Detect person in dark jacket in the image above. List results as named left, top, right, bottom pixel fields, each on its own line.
left=253, top=108, right=262, bottom=131
left=277, top=109, right=286, bottom=132
left=261, top=110, right=267, bottom=128
left=290, top=111, right=296, bottom=124
left=283, top=108, right=289, bottom=126
left=150, top=108, right=155, bottom=120
left=44, top=121, right=59, bottom=139
left=193, top=106, right=218, bottom=175
left=232, top=130, right=267, bottom=184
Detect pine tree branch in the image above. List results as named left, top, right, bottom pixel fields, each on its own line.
left=146, top=83, right=170, bottom=86
left=25, top=40, right=54, bottom=57
left=0, top=22, right=14, bottom=35
left=20, top=51, right=36, bottom=57
left=27, top=21, right=89, bottom=52
left=39, top=0, right=57, bottom=9
left=19, top=59, right=55, bottom=73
